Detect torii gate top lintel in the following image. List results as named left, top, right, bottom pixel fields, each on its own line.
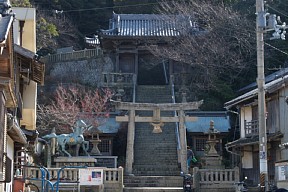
left=113, top=100, right=204, bottom=111
left=114, top=100, right=203, bottom=123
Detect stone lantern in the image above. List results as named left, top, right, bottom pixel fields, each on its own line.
left=203, top=120, right=223, bottom=169
left=89, top=127, right=102, bottom=156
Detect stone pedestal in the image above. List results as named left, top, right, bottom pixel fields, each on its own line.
left=203, top=155, right=223, bottom=169
left=54, top=156, right=118, bottom=168
left=54, top=156, right=97, bottom=167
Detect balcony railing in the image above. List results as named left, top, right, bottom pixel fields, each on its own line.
left=244, top=120, right=259, bottom=137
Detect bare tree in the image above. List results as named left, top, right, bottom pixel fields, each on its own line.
left=37, top=85, right=113, bottom=135
left=150, top=0, right=256, bottom=91
left=36, top=9, right=82, bottom=52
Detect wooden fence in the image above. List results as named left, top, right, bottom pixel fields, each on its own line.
left=40, top=48, right=102, bottom=63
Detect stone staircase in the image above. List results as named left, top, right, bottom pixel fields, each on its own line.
left=124, top=85, right=182, bottom=192
left=124, top=176, right=183, bottom=192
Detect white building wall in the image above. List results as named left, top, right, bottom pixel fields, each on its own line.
left=5, top=136, right=14, bottom=192
left=12, top=7, right=36, bottom=52
left=242, top=145, right=253, bottom=168
left=20, top=78, right=37, bottom=130
left=279, top=87, right=288, bottom=161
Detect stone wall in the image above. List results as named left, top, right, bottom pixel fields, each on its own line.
left=46, top=55, right=114, bottom=87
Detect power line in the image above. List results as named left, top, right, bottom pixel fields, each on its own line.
left=265, top=42, right=288, bottom=56
left=266, top=5, right=288, bottom=18
left=41, top=2, right=161, bottom=13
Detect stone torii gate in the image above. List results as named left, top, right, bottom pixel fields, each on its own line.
left=113, top=100, right=203, bottom=174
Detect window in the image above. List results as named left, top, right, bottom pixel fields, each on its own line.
left=98, top=139, right=111, bottom=154
left=195, top=138, right=206, bottom=151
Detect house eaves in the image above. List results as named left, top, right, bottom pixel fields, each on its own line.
left=14, top=44, right=45, bottom=85
left=224, top=74, right=288, bottom=109
left=7, top=115, right=27, bottom=144
left=226, top=131, right=283, bottom=148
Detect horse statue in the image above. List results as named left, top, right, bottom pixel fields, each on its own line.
left=43, top=120, right=91, bottom=157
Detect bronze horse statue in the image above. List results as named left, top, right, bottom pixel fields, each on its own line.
left=43, top=120, right=91, bottom=157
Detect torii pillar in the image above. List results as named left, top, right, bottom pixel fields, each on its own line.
left=179, top=109, right=188, bottom=173
left=125, top=109, right=135, bottom=174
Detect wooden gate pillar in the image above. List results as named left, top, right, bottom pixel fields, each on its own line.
left=125, top=109, right=135, bottom=175
left=179, top=109, right=188, bottom=173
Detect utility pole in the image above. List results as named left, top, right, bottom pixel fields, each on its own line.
left=256, top=0, right=268, bottom=191
left=256, top=0, right=287, bottom=191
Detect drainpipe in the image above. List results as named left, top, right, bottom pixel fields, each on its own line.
left=19, top=20, right=25, bottom=46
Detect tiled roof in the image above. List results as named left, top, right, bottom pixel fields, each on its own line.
left=185, top=111, right=230, bottom=133
left=225, top=74, right=288, bottom=109
left=238, top=67, right=288, bottom=93
left=100, top=13, right=199, bottom=37
left=85, top=35, right=100, bottom=46
left=97, top=117, right=120, bottom=134
left=0, top=15, right=13, bottom=43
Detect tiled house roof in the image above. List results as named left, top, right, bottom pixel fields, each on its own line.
left=100, top=13, right=199, bottom=37
left=224, top=74, right=288, bottom=109
left=0, top=15, right=13, bottom=45
left=237, top=67, right=288, bottom=93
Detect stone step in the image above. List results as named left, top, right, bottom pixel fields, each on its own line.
left=134, top=141, right=177, bottom=145
left=124, top=176, right=182, bottom=187
left=132, top=170, right=181, bottom=176
left=136, top=86, right=172, bottom=104
left=124, top=187, right=183, bottom=192
left=134, top=152, right=177, bottom=157
left=134, top=150, right=177, bottom=154
left=134, top=159, right=178, bottom=162
left=133, top=85, right=178, bottom=176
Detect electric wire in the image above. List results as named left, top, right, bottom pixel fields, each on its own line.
left=265, top=42, right=288, bottom=56
left=35, top=1, right=288, bottom=64
left=38, top=2, right=162, bottom=13
left=266, top=5, right=288, bottom=19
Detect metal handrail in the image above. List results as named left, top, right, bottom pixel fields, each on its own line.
left=171, top=75, right=181, bottom=150
left=132, top=74, right=137, bottom=103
